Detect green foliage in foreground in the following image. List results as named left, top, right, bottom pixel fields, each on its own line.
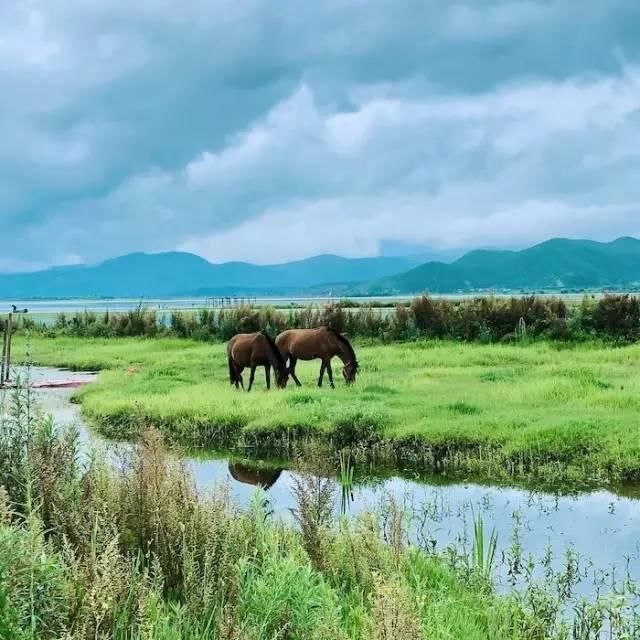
left=13, top=336, right=640, bottom=483
left=1, top=386, right=638, bottom=639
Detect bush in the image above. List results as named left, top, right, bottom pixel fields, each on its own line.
left=0, top=518, right=70, bottom=639
left=411, top=296, right=450, bottom=338
left=590, top=294, right=640, bottom=342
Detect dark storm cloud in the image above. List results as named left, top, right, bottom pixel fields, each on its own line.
left=1, top=1, right=639, bottom=268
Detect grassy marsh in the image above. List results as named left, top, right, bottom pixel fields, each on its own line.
left=12, top=336, right=640, bottom=484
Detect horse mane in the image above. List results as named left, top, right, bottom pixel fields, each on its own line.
left=261, top=331, right=286, bottom=369
left=327, top=328, right=358, bottom=367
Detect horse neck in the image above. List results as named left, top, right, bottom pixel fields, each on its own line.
left=266, top=344, right=284, bottom=371
left=332, top=337, right=352, bottom=365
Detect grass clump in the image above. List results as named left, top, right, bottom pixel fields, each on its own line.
left=447, top=402, right=482, bottom=416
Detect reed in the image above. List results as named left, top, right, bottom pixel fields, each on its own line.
left=15, top=293, right=640, bottom=343
left=338, top=450, right=355, bottom=514
left=471, top=507, right=498, bottom=580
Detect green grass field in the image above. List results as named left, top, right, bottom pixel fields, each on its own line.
left=13, top=336, right=640, bottom=483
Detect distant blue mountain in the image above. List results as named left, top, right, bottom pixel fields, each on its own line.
left=354, top=237, right=640, bottom=294
left=0, top=252, right=425, bottom=298
left=2, top=237, right=637, bottom=299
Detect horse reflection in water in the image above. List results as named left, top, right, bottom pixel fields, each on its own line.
left=228, top=462, right=283, bottom=490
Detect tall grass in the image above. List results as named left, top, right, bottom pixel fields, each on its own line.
left=14, top=294, right=640, bottom=343
left=338, top=450, right=355, bottom=514
left=471, top=507, right=498, bottom=580
left=1, top=381, right=640, bottom=638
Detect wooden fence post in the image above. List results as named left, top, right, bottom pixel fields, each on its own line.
left=4, top=313, right=12, bottom=383
left=1, top=317, right=7, bottom=384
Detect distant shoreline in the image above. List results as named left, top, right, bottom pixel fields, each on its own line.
left=0, top=289, right=636, bottom=315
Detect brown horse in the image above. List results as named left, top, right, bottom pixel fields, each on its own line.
left=275, top=327, right=359, bottom=388
left=227, top=332, right=289, bottom=391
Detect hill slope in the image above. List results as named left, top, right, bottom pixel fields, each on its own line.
left=358, top=237, right=640, bottom=294
left=0, top=252, right=425, bottom=298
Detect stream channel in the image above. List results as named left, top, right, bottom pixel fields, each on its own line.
left=9, top=366, right=640, bottom=604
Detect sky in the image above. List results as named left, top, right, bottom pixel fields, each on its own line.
left=1, top=1, right=640, bottom=271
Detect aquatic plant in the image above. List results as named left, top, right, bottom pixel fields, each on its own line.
left=471, top=507, right=498, bottom=581
left=339, top=450, right=354, bottom=514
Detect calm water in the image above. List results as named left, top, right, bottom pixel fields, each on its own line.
left=2, top=292, right=607, bottom=318
left=2, top=295, right=409, bottom=314
left=4, top=296, right=411, bottom=326
left=10, top=367, right=640, bottom=598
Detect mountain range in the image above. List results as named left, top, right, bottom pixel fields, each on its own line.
left=0, top=252, right=427, bottom=298
left=357, top=237, right=640, bottom=294
left=0, top=237, right=639, bottom=299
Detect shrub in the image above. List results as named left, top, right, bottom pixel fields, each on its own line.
left=590, top=294, right=640, bottom=342
left=0, top=517, right=71, bottom=639
left=411, top=296, right=450, bottom=338
left=390, top=304, right=412, bottom=340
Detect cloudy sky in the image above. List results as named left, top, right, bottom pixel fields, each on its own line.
left=2, top=1, right=640, bottom=271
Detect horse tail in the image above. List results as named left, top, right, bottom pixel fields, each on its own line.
left=228, top=355, right=236, bottom=385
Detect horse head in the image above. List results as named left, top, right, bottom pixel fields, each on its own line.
left=342, top=360, right=359, bottom=385
left=275, top=365, right=289, bottom=389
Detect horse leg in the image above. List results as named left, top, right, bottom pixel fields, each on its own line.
left=317, top=361, right=326, bottom=387
left=234, top=365, right=243, bottom=390
left=325, top=359, right=335, bottom=389
left=265, top=364, right=271, bottom=390
left=289, top=356, right=302, bottom=387
left=247, top=366, right=257, bottom=392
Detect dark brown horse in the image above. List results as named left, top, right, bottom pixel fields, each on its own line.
left=275, top=327, right=359, bottom=388
left=227, top=332, right=289, bottom=391
left=228, top=462, right=282, bottom=490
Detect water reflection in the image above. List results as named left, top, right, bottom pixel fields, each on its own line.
left=228, top=462, right=283, bottom=490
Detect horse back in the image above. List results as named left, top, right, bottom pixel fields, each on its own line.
left=275, top=329, right=294, bottom=353
left=276, top=328, right=333, bottom=359
left=228, top=332, right=261, bottom=366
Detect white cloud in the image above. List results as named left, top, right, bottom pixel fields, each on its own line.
left=179, top=197, right=640, bottom=264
